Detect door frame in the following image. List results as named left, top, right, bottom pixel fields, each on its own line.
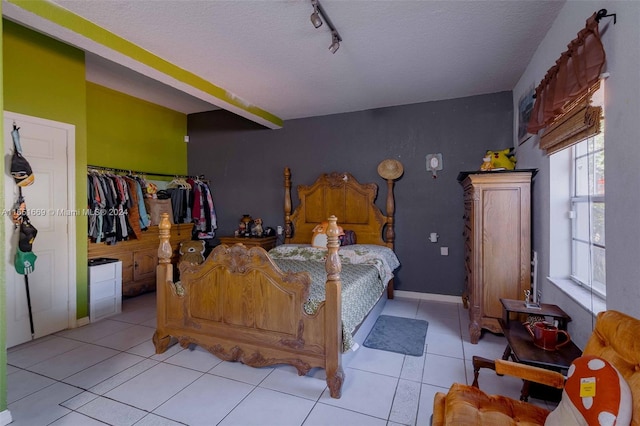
left=4, top=110, right=77, bottom=329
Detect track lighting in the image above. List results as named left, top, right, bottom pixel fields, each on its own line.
left=309, top=0, right=342, bottom=54
left=329, top=31, right=340, bottom=54
left=310, top=0, right=322, bottom=28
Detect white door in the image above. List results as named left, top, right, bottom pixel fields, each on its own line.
left=4, top=111, right=76, bottom=348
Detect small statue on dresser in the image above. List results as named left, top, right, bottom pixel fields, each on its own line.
left=238, top=214, right=252, bottom=237
left=251, top=218, right=264, bottom=237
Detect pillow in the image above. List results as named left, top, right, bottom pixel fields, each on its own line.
left=339, top=230, right=357, bottom=246
left=545, top=355, right=632, bottom=426
left=311, top=221, right=344, bottom=248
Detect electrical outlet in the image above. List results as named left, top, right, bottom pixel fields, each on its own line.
left=277, top=226, right=283, bottom=235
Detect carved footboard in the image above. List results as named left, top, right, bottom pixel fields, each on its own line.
left=153, top=213, right=345, bottom=398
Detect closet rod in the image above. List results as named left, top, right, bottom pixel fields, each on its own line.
left=87, top=164, right=204, bottom=180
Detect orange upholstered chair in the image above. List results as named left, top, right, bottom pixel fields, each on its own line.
left=432, top=310, right=640, bottom=425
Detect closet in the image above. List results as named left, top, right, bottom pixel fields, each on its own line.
left=87, top=167, right=216, bottom=296
left=458, top=170, right=535, bottom=344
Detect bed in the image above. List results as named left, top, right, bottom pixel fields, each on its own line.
left=153, top=166, right=401, bottom=398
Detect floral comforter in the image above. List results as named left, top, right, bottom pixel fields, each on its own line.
left=269, top=244, right=400, bottom=351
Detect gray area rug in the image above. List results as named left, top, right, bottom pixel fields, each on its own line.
left=363, top=315, right=428, bottom=357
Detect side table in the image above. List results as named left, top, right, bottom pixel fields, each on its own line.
left=471, top=298, right=582, bottom=402
left=499, top=298, right=572, bottom=330
left=218, top=235, right=277, bottom=251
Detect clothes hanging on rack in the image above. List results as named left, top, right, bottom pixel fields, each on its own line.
left=127, top=175, right=151, bottom=229
left=87, top=171, right=151, bottom=244
left=166, top=177, right=192, bottom=225
left=87, top=166, right=216, bottom=240
left=123, top=176, right=143, bottom=238
left=188, top=178, right=217, bottom=239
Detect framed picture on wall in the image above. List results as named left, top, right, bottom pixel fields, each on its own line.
left=518, top=85, right=535, bottom=145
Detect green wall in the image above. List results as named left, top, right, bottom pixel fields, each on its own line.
left=3, top=18, right=89, bottom=318
left=87, top=83, right=187, bottom=174
left=1, top=17, right=188, bottom=416
left=3, top=20, right=187, bottom=324
left=0, top=4, right=6, bottom=416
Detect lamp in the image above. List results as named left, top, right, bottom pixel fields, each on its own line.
left=329, top=31, right=340, bottom=54
left=310, top=0, right=322, bottom=28
left=309, top=0, right=342, bottom=54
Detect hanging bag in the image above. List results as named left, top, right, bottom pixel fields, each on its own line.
left=15, top=217, right=38, bottom=275
left=144, top=198, right=174, bottom=226
left=10, top=125, right=34, bottom=187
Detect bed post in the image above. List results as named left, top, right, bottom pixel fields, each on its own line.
left=378, top=159, right=404, bottom=300
left=384, top=178, right=396, bottom=251
left=153, top=213, right=173, bottom=354
left=385, top=178, right=396, bottom=299
left=284, top=167, right=293, bottom=241
left=325, top=215, right=345, bottom=398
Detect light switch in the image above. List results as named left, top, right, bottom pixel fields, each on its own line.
left=440, top=247, right=449, bottom=256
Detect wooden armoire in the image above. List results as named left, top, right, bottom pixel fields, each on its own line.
left=458, top=170, right=536, bottom=344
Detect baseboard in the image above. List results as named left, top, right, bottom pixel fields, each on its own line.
left=0, top=409, right=13, bottom=426
left=395, top=290, right=462, bottom=304
left=76, top=316, right=91, bottom=327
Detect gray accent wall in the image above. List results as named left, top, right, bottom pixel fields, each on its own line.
left=187, top=91, right=513, bottom=295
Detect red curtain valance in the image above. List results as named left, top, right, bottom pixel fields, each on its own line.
left=527, top=12, right=606, bottom=134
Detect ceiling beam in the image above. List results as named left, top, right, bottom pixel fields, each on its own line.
left=3, top=0, right=283, bottom=129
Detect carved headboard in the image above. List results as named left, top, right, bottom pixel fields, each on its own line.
left=283, top=168, right=394, bottom=248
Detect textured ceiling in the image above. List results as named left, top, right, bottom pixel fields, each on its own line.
left=7, top=0, right=567, bottom=123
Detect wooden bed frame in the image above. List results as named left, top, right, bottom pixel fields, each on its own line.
left=153, top=168, right=398, bottom=398
left=284, top=167, right=397, bottom=299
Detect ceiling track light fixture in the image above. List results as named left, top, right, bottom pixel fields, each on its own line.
left=310, top=0, right=342, bottom=54
left=329, top=30, right=340, bottom=54
left=310, top=0, right=322, bottom=28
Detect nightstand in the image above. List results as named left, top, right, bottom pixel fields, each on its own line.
left=218, top=235, right=277, bottom=251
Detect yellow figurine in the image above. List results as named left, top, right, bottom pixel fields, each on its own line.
left=480, top=155, right=493, bottom=171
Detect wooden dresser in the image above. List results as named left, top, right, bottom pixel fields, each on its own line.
left=458, top=170, right=536, bottom=344
left=88, top=223, right=193, bottom=297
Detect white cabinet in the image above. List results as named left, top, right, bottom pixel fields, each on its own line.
left=88, top=258, right=122, bottom=322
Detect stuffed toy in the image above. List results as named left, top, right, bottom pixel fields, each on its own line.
left=145, top=182, right=158, bottom=198
left=311, top=221, right=344, bottom=248
left=544, top=355, right=632, bottom=426
left=484, top=148, right=517, bottom=170
left=179, top=240, right=205, bottom=265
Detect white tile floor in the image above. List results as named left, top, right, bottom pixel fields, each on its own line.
left=6, top=293, right=557, bottom=426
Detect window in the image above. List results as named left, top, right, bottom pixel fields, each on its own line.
left=547, top=81, right=605, bottom=311
left=570, top=130, right=605, bottom=297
